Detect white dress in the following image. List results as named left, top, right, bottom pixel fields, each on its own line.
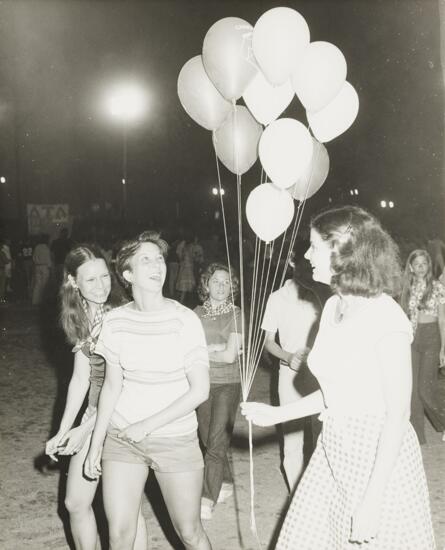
left=276, top=294, right=436, bottom=550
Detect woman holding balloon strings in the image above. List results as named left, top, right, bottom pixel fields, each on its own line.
left=242, top=206, right=435, bottom=549
left=45, top=244, right=147, bottom=550
left=85, top=232, right=212, bottom=550
left=400, top=249, right=445, bottom=444
left=194, top=263, right=242, bottom=520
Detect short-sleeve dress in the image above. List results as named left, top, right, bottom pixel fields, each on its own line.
left=276, top=294, right=436, bottom=550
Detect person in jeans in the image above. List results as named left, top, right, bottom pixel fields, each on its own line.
left=195, top=263, right=242, bottom=520
left=400, top=249, right=445, bottom=443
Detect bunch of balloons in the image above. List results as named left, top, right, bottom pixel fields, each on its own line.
left=177, top=6, right=359, bottom=243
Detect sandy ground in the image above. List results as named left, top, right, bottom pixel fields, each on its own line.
left=1, top=304, right=444, bottom=550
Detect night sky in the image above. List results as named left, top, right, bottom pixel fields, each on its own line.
left=0, top=0, right=443, bottom=237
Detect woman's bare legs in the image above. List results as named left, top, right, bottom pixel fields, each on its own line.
left=102, top=460, right=148, bottom=550
left=64, top=440, right=99, bottom=550
left=155, top=469, right=212, bottom=550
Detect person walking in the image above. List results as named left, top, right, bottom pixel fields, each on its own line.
left=194, top=263, right=242, bottom=520
left=242, top=206, right=436, bottom=549
left=400, top=249, right=445, bottom=443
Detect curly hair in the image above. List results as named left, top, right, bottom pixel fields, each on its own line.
left=115, top=230, right=169, bottom=289
left=400, top=249, right=434, bottom=314
left=60, top=244, right=126, bottom=345
left=311, top=205, right=402, bottom=297
left=197, top=262, right=240, bottom=303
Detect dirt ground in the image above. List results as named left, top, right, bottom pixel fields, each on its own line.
left=1, top=304, right=444, bottom=550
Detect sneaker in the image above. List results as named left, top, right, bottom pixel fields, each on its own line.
left=217, top=482, right=233, bottom=503
left=200, top=498, right=214, bottom=520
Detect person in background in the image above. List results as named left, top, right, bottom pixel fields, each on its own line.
left=176, top=230, right=198, bottom=306
left=45, top=244, right=146, bottom=550
left=32, top=233, right=52, bottom=305
left=261, top=261, right=321, bottom=492
left=51, top=227, right=74, bottom=287
left=194, top=263, right=242, bottom=520
left=85, top=231, right=212, bottom=550
left=0, top=236, right=12, bottom=303
left=400, top=249, right=445, bottom=443
left=242, top=206, right=435, bottom=549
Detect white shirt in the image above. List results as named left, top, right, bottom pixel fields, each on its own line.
left=261, top=280, right=319, bottom=359
left=308, top=294, right=413, bottom=416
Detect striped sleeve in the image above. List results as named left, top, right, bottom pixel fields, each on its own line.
left=182, top=310, right=210, bottom=373
left=95, top=315, right=121, bottom=369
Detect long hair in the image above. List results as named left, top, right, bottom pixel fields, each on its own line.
left=60, top=244, right=125, bottom=345
left=311, top=205, right=402, bottom=297
left=400, top=249, right=434, bottom=314
left=197, top=262, right=240, bottom=303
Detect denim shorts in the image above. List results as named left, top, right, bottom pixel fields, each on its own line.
left=102, top=427, right=204, bottom=473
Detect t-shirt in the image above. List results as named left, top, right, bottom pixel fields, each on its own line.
left=194, top=305, right=241, bottom=384
left=95, top=300, right=209, bottom=437
left=308, top=294, right=413, bottom=416
left=261, top=280, right=319, bottom=365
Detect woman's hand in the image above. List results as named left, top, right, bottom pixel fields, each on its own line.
left=84, top=446, right=102, bottom=480
left=45, top=432, right=66, bottom=462
left=240, top=402, right=282, bottom=427
left=57, top=423, right=92, bottom=456
left=350, top=495, right=381, bottom=544
left=117, top=421, right=149, bottom=444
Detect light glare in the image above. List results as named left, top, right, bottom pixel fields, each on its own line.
left=107, top=83, right=147, bottom=122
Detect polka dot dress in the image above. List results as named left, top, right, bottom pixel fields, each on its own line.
left=276, top=414, right=436, bottom=550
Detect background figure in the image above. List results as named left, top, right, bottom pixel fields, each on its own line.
left=176, top=231, right=198, bottom=305
left=195, top=263, right=242, bottom=520
left=242, top=206, right=435, bottom=549
left=400, top=249, right=445, bottom=443
left=0, top=237, right=12, bottom=303
left=45, top=244, right=146, bottom=550
left=167, top=231, right=182, bottom=299
left=32, top=234, right=52, bottom=306
left=85, top=232, right=212, bottom=550
left=261, top=265, right=321, bottom=492
left=51, top=227, right=74, bottom=288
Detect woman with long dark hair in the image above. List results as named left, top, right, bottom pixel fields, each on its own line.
left=45, top=244, right=147, bottom=550
left=242, top=206, right=435, bottom=549
left=400, top=249, right=445, bottom=443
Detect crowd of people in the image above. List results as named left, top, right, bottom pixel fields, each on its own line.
left=3, top=204, right=439, bottom=549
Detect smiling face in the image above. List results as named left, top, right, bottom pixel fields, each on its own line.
left=74, top=258, right=111, bottom=305
left=304, top=228, right=333, bottom=285
left=410, top=254, right=429, bottom=280
left=208, top=269, right=231, bottom=305
left=123, top=241, right=167, bottom=292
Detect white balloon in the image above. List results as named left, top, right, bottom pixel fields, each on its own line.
left=246, top=183, right=295, bottom=243
left=307, top=81, right=359, bottom=143
left=288, top=139, right=329, bottom=200
left=259, top=118, right=313, bottom=189
left=292, top=41, right=347, bottom=113
left=243, top=73, right=294, bottom=126
left=253, top=7, right=310, bottom=86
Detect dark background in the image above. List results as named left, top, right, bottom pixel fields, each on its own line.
left=0, top=0, right=443, bottom=237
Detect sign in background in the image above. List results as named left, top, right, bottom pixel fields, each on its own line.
left=27, top=204, right=70, bottom=237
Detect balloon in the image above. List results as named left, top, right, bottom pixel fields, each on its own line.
left=288, top=139, right=329, bottom=200
left=259, top=118, right=313, bottom=189
left=252, top=7, right=310, bottom=86
left=243, top=72, right=294, bottom=126
left=292, top=41, right=347, bottom=112
left=213, top=105, right=263, bottom=175
left=203, top=17, right=258, bottom=101
left=246, top=183, right=295, bottom=242
left=307, top=81, right=359, bottom=143
left=177, top=56, right=232, bottom=131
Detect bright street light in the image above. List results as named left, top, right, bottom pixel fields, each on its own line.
left=380, top=200, right=387, bottom=208
left=105, top=82, right=147, bottom=219
left=212, top=187, right=225, bottom=196
left=0, top=176, right=6, bottom=184
left=389, top=201, right=394, bottom=208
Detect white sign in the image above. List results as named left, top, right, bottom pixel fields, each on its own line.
left=27, top=204, right=70, bottom=235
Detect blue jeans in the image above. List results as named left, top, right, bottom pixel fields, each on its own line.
left=197, top=382, right=241, bottom=503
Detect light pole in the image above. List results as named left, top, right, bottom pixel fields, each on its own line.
left=106, top=83, right=147, bottom=220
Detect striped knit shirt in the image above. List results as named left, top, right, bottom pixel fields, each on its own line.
left=95, top=299, right=209, bottom=438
